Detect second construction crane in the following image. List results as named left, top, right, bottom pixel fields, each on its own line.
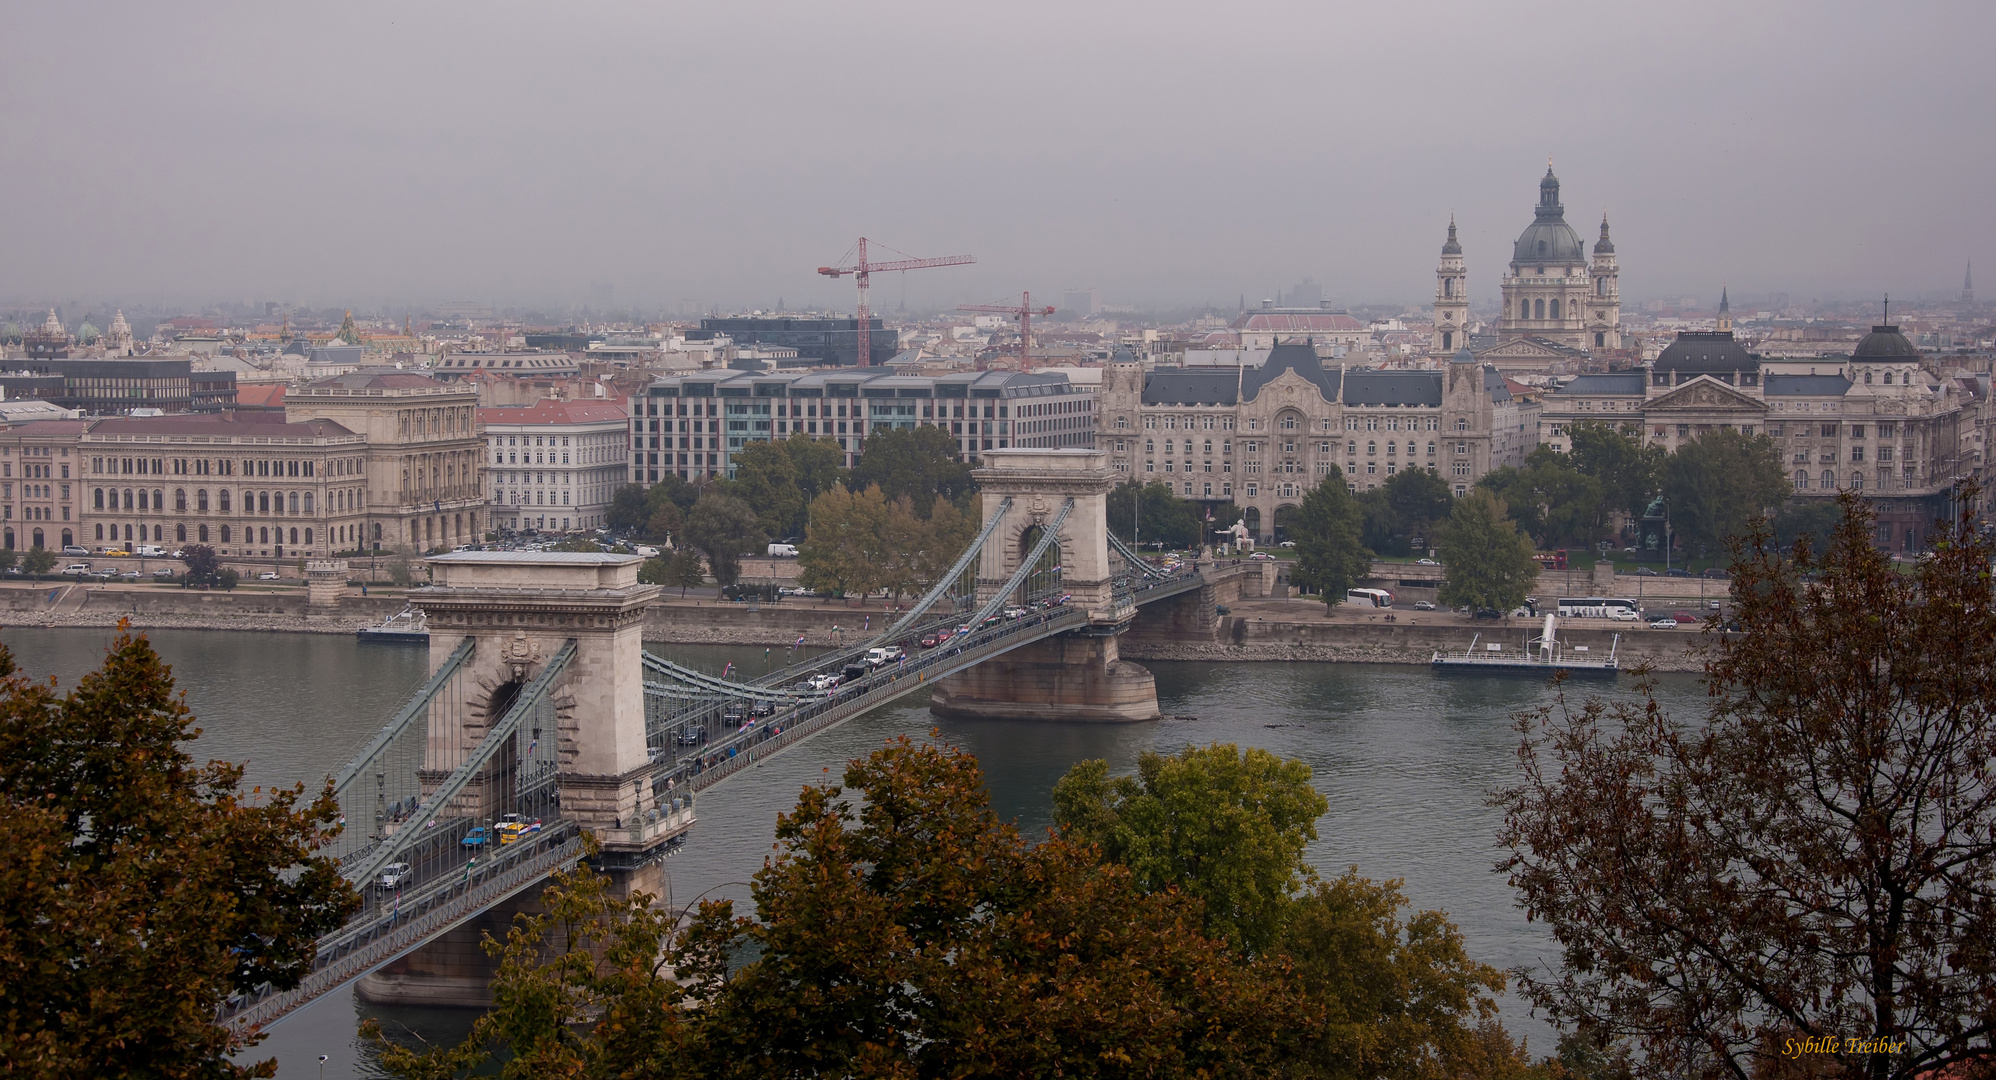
left=818, top=238, right=973, bottom=366
left=958, top=292, right=1056, bottom=368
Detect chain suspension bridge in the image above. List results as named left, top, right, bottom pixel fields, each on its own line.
left=219, top=450, right=1265, bottom=1029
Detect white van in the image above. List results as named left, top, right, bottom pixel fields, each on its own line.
left=767, top=543, right=799, bottom=558
left=135, top=544, right=167, bottom=557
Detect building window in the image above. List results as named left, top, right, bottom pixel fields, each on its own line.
left=1245, top=483, right=1258, bottom=497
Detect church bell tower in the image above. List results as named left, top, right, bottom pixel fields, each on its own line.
left=1434, top=217, right=1469, bottom=354
left=1587, top=214, right=1622, bottom=351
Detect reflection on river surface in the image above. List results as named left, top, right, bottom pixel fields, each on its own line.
left=3, top=627, right=1707, bottom=1078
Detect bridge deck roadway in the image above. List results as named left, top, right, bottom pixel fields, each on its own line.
left=663, top=567, right=1218, bottom=797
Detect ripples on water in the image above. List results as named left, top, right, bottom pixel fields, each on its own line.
left=4, top=628, right=1706, bottom=1077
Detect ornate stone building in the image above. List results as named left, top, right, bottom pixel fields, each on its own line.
left=1094, top=343, right=1538, bottom=541
left=1497, top=167, right=1620, bottom=351
left=1538, top=321, right=1967, bottom=552
left=285, top=370, right=487, bottom=551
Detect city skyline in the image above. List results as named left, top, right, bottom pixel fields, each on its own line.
left=1, top=2, right=1989, bottom=311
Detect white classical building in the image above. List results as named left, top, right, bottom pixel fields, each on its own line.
left=479, top=400, right=630, bottom=534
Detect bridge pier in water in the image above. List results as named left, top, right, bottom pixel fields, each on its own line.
left=357, top=552, right=680, bottom=1009
left=932, top=449, right=1161, bottom=723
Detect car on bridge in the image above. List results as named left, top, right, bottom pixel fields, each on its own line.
left=1002, top=607, right=1030, bottom=620
left=377, top=863, right=413, bottom=891
left=462, top=826, right=488, bottom=849
left=496, top=814, right=542, bottom=845
left=919, top=632, right=944, bottom=649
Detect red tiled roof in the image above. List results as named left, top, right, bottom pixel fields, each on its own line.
left=234, top=384, right=287, bottom=408
left=477, top=400, right=628, bottom=426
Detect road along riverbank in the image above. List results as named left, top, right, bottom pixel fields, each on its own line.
left=0, top=582, right=1707, bottom=669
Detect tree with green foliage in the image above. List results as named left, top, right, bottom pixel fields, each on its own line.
left=1565, top=420, right=1664, bottom=528
left=1106, top=480, right=1204, bottom=549
left=725, top=439, right=807, bottom=541
left=1276, top=870, right=1517, bottom=1080
left=797, top=484, right=890, bottom=600
left=1501, top=493, right=1996, bottom=1080
left=373, top=737, right=1286, bottom=1079
left=1478, top=448, right=1608, bottom=548
left=0, top=628, right=357, bottom=1078
left=605, top=483, right=649, bottom=535
left=1436, top=490, right=1538, bottom=612
left=0, top=546, right=15, bottom=573
left=849, top=425, right=974, bottom=512
left=1289, top=477, right=1372, bottom=607
left=665, top=549, right=706, bottom=595
left=680, top=492, right=762, bottom=587
left=1769, top=497, right=1843, bottom=553
left=643, top=498, right=682, bottom=545
left=22, top=545, right=56, bottom=575
left=179, top=543, right=221, bottom=587
left=549, top=536, right=602, bottom=552
left=1661, top=427, right=1788, bottom=559
left=1383, top=467, right=1454, bottom=550
left=1053, top=743, right=1328, bottom=956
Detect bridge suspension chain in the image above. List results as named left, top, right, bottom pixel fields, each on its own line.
left=1108, top=532, right=1171, bottom=580
left=343, top=639, right=577, bottom=889
left=864, top=495, right=1012, bottom=649
left=328, top=636, right=475, bottom=801
left=964, top=498, right=1073, bottom=631
left=641, top=653, right=820, bottom=700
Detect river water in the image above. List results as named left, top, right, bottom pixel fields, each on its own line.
left=4, top=627, right=1708, bottom=1078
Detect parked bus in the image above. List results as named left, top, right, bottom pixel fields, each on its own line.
left=1535, top=549, right=1569, bottom=570
left=1556, top=596, right=1639, bottom=621
left=1345, top=587, right=1395, bottom=609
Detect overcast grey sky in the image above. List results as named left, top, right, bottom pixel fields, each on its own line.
left=3, top=1, right=1989, bottom=314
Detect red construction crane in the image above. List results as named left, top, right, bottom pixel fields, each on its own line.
left=817, top=238, right=974, bottom=367
left=957, top=292, right=1056, bottom=367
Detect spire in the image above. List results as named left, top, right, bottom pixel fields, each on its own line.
left=1593, top=212, right=1615, bottom=255
left=1717, top=286, right=1732, bottom=333
left=1537, top=163, right=1563, bottom=218
left=1442, top=215, right=1462, bottom=256
left=1964, top=260, right=1976, bottom=305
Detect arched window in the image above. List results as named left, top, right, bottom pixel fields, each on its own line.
left=290, top=527, right=299, bottom=544
left=1534, top=299, right=1546, bottom=320
left=1821, top=470, right=1836, bottom=490
left=199, top=525, right=209, bottom=542
left=1865, top=371, right=1873, bottom=385
left=303, top=492, right=314, bottom=513
left=259, top=526, right=269, bottom=544
left=153, top=489, right=163, bottom=510
left=175, top=489, right=187, bottom=511
left=1851, top=472, right=1865, bottom=491
left=1549, top=298, right=1561, bottom=320
left=175, top=524, right=186, bottom=542
left=288, top=492, right=299, bottom=514
left=221, top=525, right=231, bottom=543
left=304, top=528, right=312, bottom=545
left=1794, top=471, right=1808, bottom=490
left=258, top=492, right=269, bottom=514
left=219, top=489, right=231, bottom=512
left=1884, top=371, right=1893, bottom=385
left=93, top=488, right=104, bottom=509
left=196, top=489, right=208, bottom=511
left=1596, top=277, right=1607, bottom=297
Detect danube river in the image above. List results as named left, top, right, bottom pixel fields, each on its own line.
left=5, top=627, right=1708, bottom=1078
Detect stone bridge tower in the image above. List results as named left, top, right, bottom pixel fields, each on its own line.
left=360, top=551, right=675, bottom=1008
left=932, top=449, right=1160, bottom=723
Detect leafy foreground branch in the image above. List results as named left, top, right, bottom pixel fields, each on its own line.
left=1501, top=491, right=1996, bottom=1080
left=374, top=739, right=1547, bottom=1080
left=0, top=625, right=357, bottom=1079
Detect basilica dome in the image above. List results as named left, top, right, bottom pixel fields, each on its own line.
left=1511, top=167, right=1586, bottom=267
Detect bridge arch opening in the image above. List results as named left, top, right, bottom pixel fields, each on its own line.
left=1017, top=524, right=1064, bottom=603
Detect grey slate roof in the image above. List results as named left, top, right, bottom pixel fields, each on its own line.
left=1555, top=373, right=1646, bottom=395
left=1764, top=374, right=1853, bottom=397
left=1343, top=370, right=1442, bottom=407
left=1142, top=341, right=1342, bottom=405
